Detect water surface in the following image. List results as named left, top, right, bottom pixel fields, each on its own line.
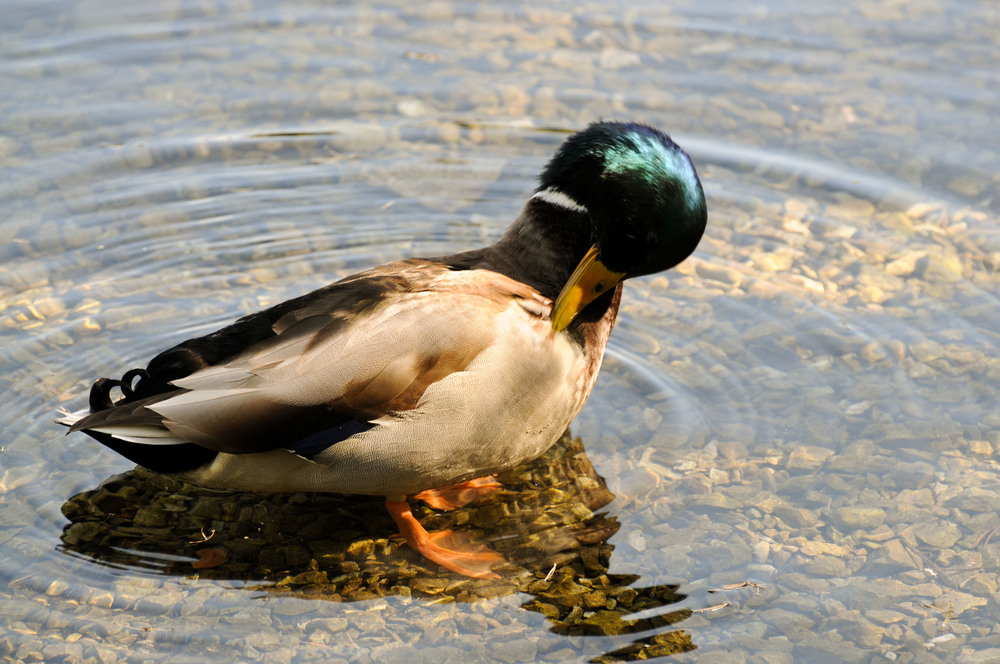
left=2, top=0, right=999, bottom=662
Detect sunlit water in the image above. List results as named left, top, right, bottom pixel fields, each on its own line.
left=2, top=0, right=999, bottom=662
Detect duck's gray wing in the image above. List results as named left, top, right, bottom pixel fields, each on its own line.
left=70, top=260, right=553, bottom=456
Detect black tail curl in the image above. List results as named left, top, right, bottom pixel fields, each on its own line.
left=88, top=368, right=151, bottom=411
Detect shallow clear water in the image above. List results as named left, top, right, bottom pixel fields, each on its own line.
left=2, top=0, right=999, bottom=662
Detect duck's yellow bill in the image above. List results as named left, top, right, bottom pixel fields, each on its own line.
left=551, top=246, right=626, bottom=332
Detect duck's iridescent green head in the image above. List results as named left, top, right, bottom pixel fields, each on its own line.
left=538, top=121, right=707, bottom=278
left=539, top=122, right=707, bottom=331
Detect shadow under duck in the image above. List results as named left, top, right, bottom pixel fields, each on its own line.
left=59, top=121, right=707, bottom=579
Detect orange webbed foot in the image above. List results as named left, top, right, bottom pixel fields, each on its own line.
left=386, top=498, right=502, bottom=579
left=415, top=476, right=502, bottom=511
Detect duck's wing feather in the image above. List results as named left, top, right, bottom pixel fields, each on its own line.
left=72, top=259, right=553, bottom=456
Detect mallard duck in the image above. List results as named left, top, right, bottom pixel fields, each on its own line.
left=59, top=121, right=707, bottom=579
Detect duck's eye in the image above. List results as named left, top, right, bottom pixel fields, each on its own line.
left=593, top=282, right=605, bottom=294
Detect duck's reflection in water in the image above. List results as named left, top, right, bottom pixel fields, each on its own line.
left=61, top=435, right=695, bottom=660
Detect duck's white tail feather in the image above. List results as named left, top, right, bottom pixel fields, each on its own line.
left=84, top=424, right=189, bottom=445
left=56, top=407, right=187, bottom=445
left=55, top=408, right=86, bottom=427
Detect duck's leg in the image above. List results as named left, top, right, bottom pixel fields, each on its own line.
left=385, top=496, right=502, bottom=579
left=415, top=476, right=502, bottom=510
